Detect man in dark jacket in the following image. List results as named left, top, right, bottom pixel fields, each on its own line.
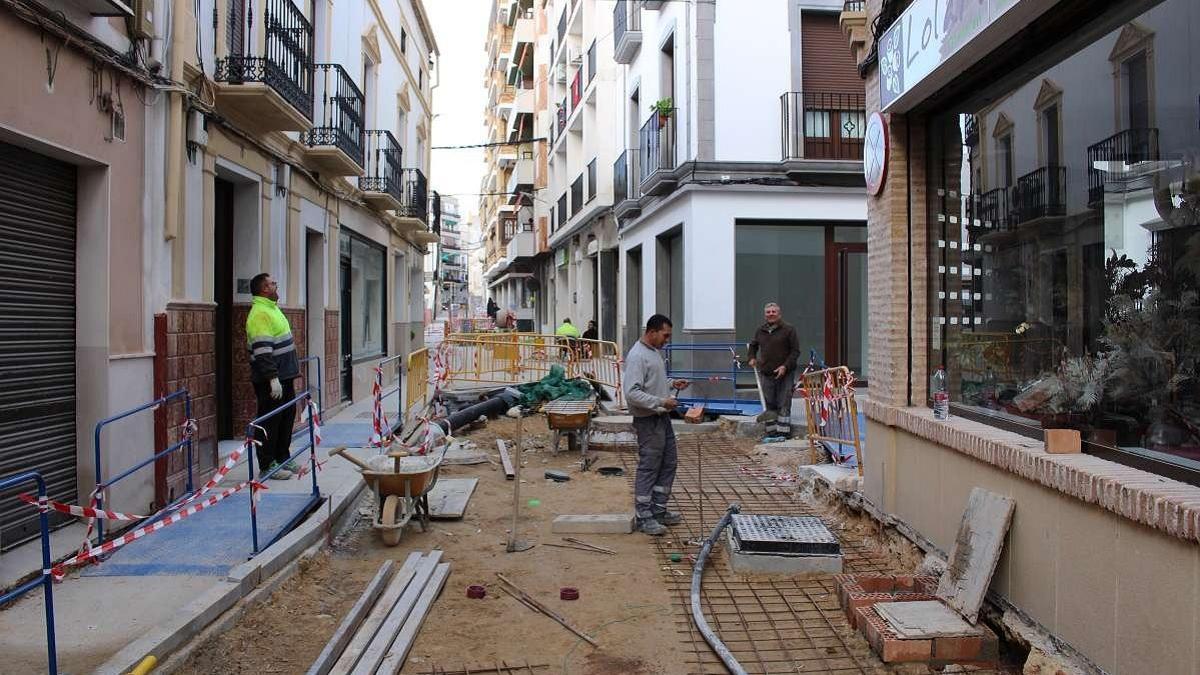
left=747, top=302, right=800, bottom=441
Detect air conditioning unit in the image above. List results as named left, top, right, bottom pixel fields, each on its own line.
left=555, top=63, right=567, bottom=83
left=131, top=0, right=155, bottom=39
left=568, top=47, right=582, bottom=66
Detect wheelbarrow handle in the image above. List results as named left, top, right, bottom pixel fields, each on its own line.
left=386, top=450, right=410, bottom=459
left=329, top=446, right=372, bottom=471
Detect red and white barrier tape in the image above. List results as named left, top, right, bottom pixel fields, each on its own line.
left=18, top=493, right=146, bottom=521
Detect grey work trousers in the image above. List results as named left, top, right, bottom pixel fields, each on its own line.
left=632, top=414, right=678, bottom=520
left=759, top=370, right=796, bottom=436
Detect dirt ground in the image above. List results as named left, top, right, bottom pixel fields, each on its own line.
left=175, top=418, right=1011, bottom=675
left=178, top=416, right=692, bottom=674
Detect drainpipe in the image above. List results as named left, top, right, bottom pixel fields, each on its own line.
left=163, top=0, right=187, bottom=264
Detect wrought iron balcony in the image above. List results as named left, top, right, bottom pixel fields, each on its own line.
left=613, top=148, right=642, bottom=222
left=781, top=91, right=866, bottom=161
left=397, top=168, right=428, bottom=224
left=639, top=110, right=677, bottom=195
left=1012, top=166, right=1067, bottom=223
left=978, top=186, right=1012, bottom=232
left=359, top=130, right=402, bottom=211
left=614, top=0, right=642, bottom=64
left=214, top=0, right=314, bottom=131
left=301, top=64, right=364, bottom=176
left=1087, top=127, right=1159, bottom=205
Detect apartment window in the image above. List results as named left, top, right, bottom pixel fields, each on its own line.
left=361, top=56, right=377, bottom=129
left=926, top=0, right=1199, bottom=481
left=401, top=27, right=407, bottom=54
left=586, top=158, right=597, bottom=201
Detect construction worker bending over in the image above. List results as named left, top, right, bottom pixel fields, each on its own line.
left=247, top=273, right=302, bottom=480
left=622, top=314, right=688, bottom=536
left=747, top=302, right=800, bottom=442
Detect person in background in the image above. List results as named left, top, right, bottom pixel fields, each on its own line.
left=747, top=302, right=801, bottom=442
left=246, top=273, right=301, bottom=480
left=580, top=320, right=598, bottom=358
left=486, top=297, right=499, bottom=324
left=494, top=305, right=516, bottom=330
left=622, top=314, right=688, bottom=536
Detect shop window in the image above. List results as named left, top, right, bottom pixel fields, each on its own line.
left=928, top=0, right=1200, bottom=477
left=344, top=232, right=386, bottom=359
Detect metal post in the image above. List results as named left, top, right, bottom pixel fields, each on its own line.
left=249, top=434, right=259, bottom=554
left=308, top=393, right=318, bottom=497
left=185, top=393, right=195, bottom=494
left=506, top=411, right=533, bottom=552
left=94, top=421, right=105, bottom=544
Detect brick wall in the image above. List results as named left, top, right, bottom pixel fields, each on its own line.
left=161, top=303, right=218, bottom=503
left=325, top=309, right=341, bottom=407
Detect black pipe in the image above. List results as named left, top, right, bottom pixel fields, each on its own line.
left=691, top=503, right=747, bottom=675
left=433, top=388, right=522, bottom=434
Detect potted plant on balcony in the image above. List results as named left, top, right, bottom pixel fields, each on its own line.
left=651, top=98, right=674, bottom=125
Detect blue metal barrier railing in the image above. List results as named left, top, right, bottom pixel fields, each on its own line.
left=0, top=472, right=58, bottom=675
left=663, top=342, right=762, bottom=416
left=299, top=355, right=324, bottom=414
left=93, top=389, right=193, bottom=545
left=245, top=390, right=321, bottom=554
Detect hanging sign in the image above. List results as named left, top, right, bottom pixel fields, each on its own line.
left=864, top=112, right=889, bottom=196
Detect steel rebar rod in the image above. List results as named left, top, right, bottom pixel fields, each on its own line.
left=689, top=503, right=746, bottom=675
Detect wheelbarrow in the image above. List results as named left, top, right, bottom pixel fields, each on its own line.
left=330, top=447, right=442, bottom=546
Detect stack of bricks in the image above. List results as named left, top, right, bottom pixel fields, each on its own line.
left=834, top=574, right=938, bottom=629
left=834, top=574, right=999, bottom=666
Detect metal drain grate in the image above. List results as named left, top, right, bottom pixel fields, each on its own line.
left=730, top=514, right=841, bottom=555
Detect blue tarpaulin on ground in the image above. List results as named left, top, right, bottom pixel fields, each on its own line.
left=80, top=492, right=316, bottom=577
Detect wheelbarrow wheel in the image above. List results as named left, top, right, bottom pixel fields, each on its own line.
left=380, top=495, right=404, bottom=546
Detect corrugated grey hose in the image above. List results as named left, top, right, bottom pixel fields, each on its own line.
left=690, top=503, right=747, bottom=675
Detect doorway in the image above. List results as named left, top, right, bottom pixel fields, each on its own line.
left=214, top=178, right=235, bottom=439
left=339, top=254, right=353, bottom=401
left=830, top=243, right=867, bottom=381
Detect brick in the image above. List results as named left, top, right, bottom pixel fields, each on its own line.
left=551, top=514, right=635, bottom=534
left=883, top=635, right=933, bottom=663
left=933, top=635, right=984, bottom=661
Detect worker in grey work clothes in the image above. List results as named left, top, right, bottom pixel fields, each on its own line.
left=747, top=302, right=801, bottom=442
left=622, top=314, right=689, bottom=536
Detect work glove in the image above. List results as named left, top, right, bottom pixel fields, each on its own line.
left=270, top=378, right=283, bottom=400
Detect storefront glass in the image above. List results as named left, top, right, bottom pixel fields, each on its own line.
left=344, top=232, right=386, bottom=359
left=927, top=0, right=1200, bottom=468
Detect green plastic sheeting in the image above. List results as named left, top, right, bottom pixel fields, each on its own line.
left=517, top=364, right=595, bottom=406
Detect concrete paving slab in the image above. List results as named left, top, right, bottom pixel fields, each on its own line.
left=874, top=600, right=981, bottom=639
left=799, top=463, right=862, bottom=492
left=936, top=488, right=1015, bottom=624
left=552, top=513, right=636, bottom=534
left=428, top=478, right=479, bottom=519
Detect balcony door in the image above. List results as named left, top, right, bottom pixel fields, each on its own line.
left=227, top=0, right=247, bottom=56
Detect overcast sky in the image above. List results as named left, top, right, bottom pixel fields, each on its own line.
left=427, top=0, right=490, bottom=229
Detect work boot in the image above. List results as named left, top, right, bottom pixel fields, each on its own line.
left=263, top=462, right=292, bottom=480
left=760, top=435, right=788, bottom=444
left=654, top=510, right=683, bottom=526
left=282, top=460, right=301, bottom=473
left=637, top=517, right=668, bottom=536
left=755, top=410, right=778, bottom=424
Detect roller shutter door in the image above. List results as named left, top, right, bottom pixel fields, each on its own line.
left=0, top=141, right=77, bottom=550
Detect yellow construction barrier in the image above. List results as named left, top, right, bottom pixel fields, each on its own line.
left=410, top=333, right=625, bottom=408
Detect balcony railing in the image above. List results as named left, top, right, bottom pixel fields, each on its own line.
left=781, top=91, right=866, bottom=161
left=301, top=64, right=364, bottom=169
left=1012, top=166, right=1067, bottom=223
left=1087, top=127, right=1159, bottom=204
left=613, top=148, right=641, bottom=204
left=359, top=130, right=402, bottom=202
left=215, top=0, right=314, bottom=121
left=614, top=0, right=641, bottom=57
left=398, top=168, right=428, bottom=223
left=570, top=69, right=583, bottom=109
left=571, top=175, right=584, bottom=218
left=978, top=186, right=1011, bottom=231
left=557, top=96, right=568, bottom=135
left=843, top=0, right=865, bottom=11
left=586, top=158, right=597, bottom=202
left=639, top=110, right=677, bottom=185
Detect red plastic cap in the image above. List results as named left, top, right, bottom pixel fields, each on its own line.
left=559, top=587, right=580, bottom=601
left=466, top=585, right=487, bottom=599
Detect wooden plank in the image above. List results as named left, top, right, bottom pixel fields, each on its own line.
left=376, top=562, right=452, bottom=674
left=306, top=560, right=396, bottom=675
left=350, top=551, right=444, bottom=675
left=874, top=600, right=982, bottom=639
left=328, top=553, right=422, bottom=675
left=935, top=487, right=1015, bottom=623
left=497, top=439, right=515, bottom=480
left=428, top=478, right=479, bottom=520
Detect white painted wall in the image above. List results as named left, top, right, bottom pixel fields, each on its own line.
left=713, top=0, right=791, bottom=162
left=618, top=187, right=868, bottom=332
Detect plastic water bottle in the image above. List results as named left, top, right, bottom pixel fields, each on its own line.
left=932, top=365, right=950, bottom=420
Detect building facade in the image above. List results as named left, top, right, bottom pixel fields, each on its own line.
left=431, top=195, right=470, bottom=311
left=0, top=0, right=437, bottom=546
left=847, top=0, right=1200, bottom=670
left=613, top=0, right=868, bottom=401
